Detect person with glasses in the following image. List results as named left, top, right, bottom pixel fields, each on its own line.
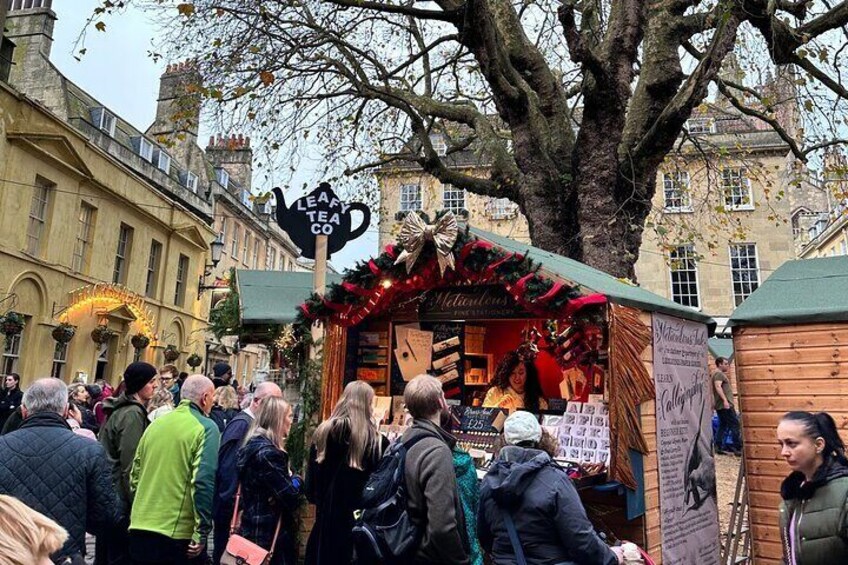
left=158, top=365, right=181, bottom=405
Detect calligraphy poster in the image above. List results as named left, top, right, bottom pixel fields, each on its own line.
left=652, top=314, right=720, bottom=565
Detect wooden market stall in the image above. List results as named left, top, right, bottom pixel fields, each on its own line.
left=290, top=222, right=722, bottom=564
left=727, top=256, right=848, bottom=565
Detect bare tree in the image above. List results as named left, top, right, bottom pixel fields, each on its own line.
left=91, top=0, right=848, bottom=277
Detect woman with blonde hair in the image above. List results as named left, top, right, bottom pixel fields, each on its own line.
left=0, top=494, right=68, bottom=565
left=209, top=384, right=240, bottom=432
left=305, top=380, right=388, bottom=564
left=236, top=397, right=302, bottom=565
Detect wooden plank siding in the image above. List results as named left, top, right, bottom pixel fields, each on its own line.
left=733, top=323, right=848, bottom=565
left=638, top=311, right=663, bottom=564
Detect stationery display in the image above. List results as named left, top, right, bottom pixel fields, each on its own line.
left=557, top=401, right=611, bottom=467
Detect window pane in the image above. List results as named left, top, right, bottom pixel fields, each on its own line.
left=442, top=184, right=465, bottom=213
left=73, top=203, right=94, bottom=272
left=669, top=245, right=700, bottom=309
left=399, top=185, right=421, bottom=212
left=175, top=255, right=189, bottom=306
left=730, top=243, right=760, bottom=306
left=721, top=168, right=752, bottom=209
left=146, top=240, right=162, bottom=298
left=663, top=171, right=690, bottom=211
left=27, top=179, right=50, bottom=255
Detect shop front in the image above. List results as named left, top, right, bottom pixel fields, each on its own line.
left=294, top=221, right=722, bottom=564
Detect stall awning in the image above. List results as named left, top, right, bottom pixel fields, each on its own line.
left=707, top=337, right=734, bottom=361
left=728, top=256, right=848, bottom=327
left=471, top=228, right=716, bottom=331
left=237, top=270, right=343, bottom=325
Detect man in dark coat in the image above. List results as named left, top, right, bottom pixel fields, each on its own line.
left=211, top=381, right=282, bottom=565
left=0, top=378, right=123, bottom=563
left=478, top=411, right=622, bottom=565
left=0, top=372, right=23, bottom=430
left=401, top=374, right=470, bottom=565
left=97, top=362, right=158, bottom=564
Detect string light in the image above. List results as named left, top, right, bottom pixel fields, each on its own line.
left=59, top=284, right=156, bottom=338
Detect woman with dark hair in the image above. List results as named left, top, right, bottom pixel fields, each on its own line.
left=777, top=411, right=848, bottom=564
left=483, top=351, right=547, bottom=413
left=0, top=373, right=23, bottom=431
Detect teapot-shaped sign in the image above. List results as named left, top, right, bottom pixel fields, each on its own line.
left=272, top=182, right=371, bottom=259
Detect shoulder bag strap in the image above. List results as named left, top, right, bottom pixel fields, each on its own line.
left=229, top=484, right=242, bottom=535
left=500, top=504, right=528, bottom=565
left=267, top=514, right=284, bottom=560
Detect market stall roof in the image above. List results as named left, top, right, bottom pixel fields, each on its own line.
left=471, top=228, right=716, bottom=331
left=237, top=270, right=343, bottom=325
left=727, top=256, right=848, bottom=327
left=707, top=337, right=734, bottom=361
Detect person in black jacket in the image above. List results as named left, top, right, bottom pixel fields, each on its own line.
left=0, top=373, right=23, bottom=430
left=212, top=381, right=283, bottom=565
left=236, top=397, right=302, bottom=565
left=479, top=411, right=622, bottom=565
left=209, top=385, right=240, bottom=432
left=305, top=381, right=387, bottom=565
left=0, top=378, right=123, bottom=563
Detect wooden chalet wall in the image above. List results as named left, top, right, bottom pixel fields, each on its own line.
left=639, top=312, right=663, bottom=563
left=733, top=322, right=848, bottom=565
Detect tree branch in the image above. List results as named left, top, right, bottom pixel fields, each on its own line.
left=327, top=0, right=462, bottom=23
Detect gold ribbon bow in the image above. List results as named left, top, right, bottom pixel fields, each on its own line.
left=394, top=211, right=458, bottom=275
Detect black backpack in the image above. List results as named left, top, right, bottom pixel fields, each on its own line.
left=352, top=434, right=428, bottom=564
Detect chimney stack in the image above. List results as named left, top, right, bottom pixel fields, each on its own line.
left=206, top=133, right=253, bottom=194
left=5, top=0, right=57, bottom=93
left=146, top=61, right=202, bottom=161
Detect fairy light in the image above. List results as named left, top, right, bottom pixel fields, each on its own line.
left=58, top=284, right=156, bottom=338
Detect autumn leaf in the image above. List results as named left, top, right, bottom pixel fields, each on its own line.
left=95, top=21, right=106, bottom=32
left=177, top=3, right=195, bottom=16
left=259, top=71, right=275, bottom=86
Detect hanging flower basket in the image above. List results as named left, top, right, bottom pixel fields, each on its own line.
left=91, top=325, right=115, bottom=345
left=131, top=333, right=151, bottom=350
left=187, top=353, right=203, bottom=368
left=1, top=312, right=25, bottom=336
left=163, top=345, right=181, bottom=362
left=51, top=323, right=76, bottom=344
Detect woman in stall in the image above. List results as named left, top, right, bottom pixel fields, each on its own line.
left=483, top=350, right=547, bottom=413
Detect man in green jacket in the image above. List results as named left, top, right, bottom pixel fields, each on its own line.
left=129, top=375, right=219, bottom=564
left=96, top=361, right=158, bottom=565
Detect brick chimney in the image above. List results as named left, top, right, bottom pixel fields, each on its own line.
left=146, top=61, right=202, bottom=160
left=206, top=134, right=253, bottom=194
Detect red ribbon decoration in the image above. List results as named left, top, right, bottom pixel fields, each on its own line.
left=535, top=281, right=564, bottom=304
left=384, top=244, right=398, bottom=259
left=368, top=259, right=381, bottom=276
left=342, top=281, right=372, bottom=297
left=298, top=303, right=317, bottom=320
left=564, top=293, right=608, bottom=317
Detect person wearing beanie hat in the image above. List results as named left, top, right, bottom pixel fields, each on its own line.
left=212, top=362, right=239, bottom=391
left=479, top=411, right=623, bottom=565
left=96, top=362, right=158, bottom=564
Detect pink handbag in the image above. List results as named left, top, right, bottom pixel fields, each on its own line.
left=221, top=485, right=282, bottom=565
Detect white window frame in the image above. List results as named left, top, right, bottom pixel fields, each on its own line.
left=113, top=224, right=132, bottom=284
left=241, top=190, right=252, bottom=208
left=429, top=133, right=447, bottom=156
left=175, top=254, right=189, bottom=307
left=399, top=184, right=421, bottom=212
left=267, top=246, right=277, bottom=270
left=138, top=138, right=154, bottom=162
left=186, top=172, right=199, bottom=193
left=721, top=167, right=754, bottom=211
left=487, top=197, right=518, bottom=220
left=242, top=232, right=250, bottom=266
left=153, top=149, right=171, bottom=174
left=27, top=177, right=50, bottom=256
left=669, top=245, right=701, bottom=310
left=2, top=332, right=22, bottom=376
left=729, top=243, right=760, bottom=307
left=98, top=109, right=117, bottom=137
left=52, top=341, right=68, bottom=380
left=72, top=202, right=95, bottom=273
left=662, top=171, right=692, bottom=212
left=219, top=217, right=227, bottom=253
left=841, top=238, right=848, bottom=256
left=231, top=225, right=240, bottom=259
left=686, top=118, right=715, bottom=134
left=252, top=239, right=260, bottom=269
left=216, top=168, right=230, bottom=187
left=145, top=240, right=162, bottom=298
left=442, top=183, right=466, bottom=213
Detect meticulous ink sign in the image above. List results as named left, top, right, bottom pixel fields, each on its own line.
left=652, top=314, right=720, bottom=565
left=418, top=285, right=526, bottom=320
left=272, top=182, right=371, bottom=259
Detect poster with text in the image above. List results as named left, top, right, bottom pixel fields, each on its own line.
left=652, top=313, right=720, bottom=565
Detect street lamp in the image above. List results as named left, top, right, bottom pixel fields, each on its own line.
left=197, top=235, right=225, bottom=299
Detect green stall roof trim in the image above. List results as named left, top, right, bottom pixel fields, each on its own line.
left=471, top=228, right=716, bottom=330
left=237, top=270, right=343, bottom=325
left=728, top=256, right=848, bottom=327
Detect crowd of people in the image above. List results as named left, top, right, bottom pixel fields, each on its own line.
left=0, top=363, right=845, bottom=564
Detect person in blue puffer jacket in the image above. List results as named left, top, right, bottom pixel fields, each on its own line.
left=478, top=411, right=623, bottom=565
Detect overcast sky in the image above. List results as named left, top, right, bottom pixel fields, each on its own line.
left=50, top=1, right=377, bottom=271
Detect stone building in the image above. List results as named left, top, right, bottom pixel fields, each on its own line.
left=0, top=2, right=218, bottom=385
left=0, top=2, right=304, bottom=385
left=377, top=86, right=829, bottom=332
left=799, top=147, right=848, bottom=259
